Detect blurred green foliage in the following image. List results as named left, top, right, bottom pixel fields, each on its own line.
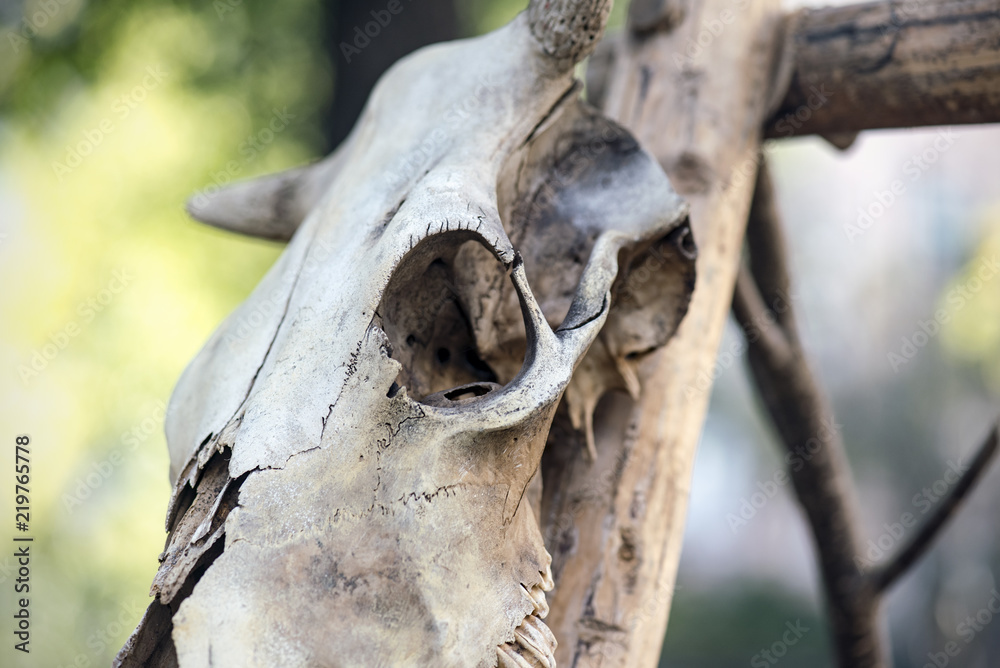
left=940, top=225, right=1000, bottom=393
left=659, top=586, right=832, bottom=668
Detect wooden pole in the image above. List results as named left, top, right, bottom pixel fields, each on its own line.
left=539, top=0, right=786, bottom=664
left=765, top=0, right=1000, bottom=139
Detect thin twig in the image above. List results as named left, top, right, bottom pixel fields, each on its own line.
left=871, top=424, right=1000, bottom=594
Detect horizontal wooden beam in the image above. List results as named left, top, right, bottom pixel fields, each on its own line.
left=765, top=0, right=1000, bottom=139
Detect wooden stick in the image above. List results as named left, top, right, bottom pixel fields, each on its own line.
left=765, top=0, right=1000, bottom=138
left=539, top=0, right=786, bottom=664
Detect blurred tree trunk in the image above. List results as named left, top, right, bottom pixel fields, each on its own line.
left=321, top=0, right=460, bottom=150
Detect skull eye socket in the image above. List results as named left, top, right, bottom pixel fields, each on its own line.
left=377, top=233, right=522, bottom=403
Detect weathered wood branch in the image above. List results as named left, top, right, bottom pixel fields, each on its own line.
left=539, top=0, right=786, bottom=665
left=591, top=0, right=1000, bottom=141
left=765, top=0, right=1000, bottom=138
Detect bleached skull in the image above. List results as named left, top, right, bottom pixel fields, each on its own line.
left=118, top=2, right=696, bottom=667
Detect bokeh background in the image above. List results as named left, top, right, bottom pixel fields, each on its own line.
left=0, top=0, right=998, bottom=666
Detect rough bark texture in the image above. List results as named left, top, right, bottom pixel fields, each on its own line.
left=765, top=0, right=1000, bottom=139
left=537, top=1, right=786, bottom=665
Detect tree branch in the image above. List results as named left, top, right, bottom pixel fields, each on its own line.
left=590, top=1, right=1000, bottom=139
left=764, top=0, right=1000, bottom=139
left=540, top=0, right=787, bottom=664
left=870, top=424, right=1000, bottom=594
left=734, top=160, right=886, bottom=668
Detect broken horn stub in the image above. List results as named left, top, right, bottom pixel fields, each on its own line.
left=528, top=0, right=614, bottom=65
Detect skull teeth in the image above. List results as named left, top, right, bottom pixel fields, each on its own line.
left=497, top=613, right=557, bottom=668
left=528, top=585, right=550, bottom=618
left=514, top=621, right=555, bottom=667
left=539, top=565, right=554, bottom=592
left=520, top=582, right=550, bottom=618
left=522, top=613, right=557, bottom=651
left=497, top=643, right=537, bottom=668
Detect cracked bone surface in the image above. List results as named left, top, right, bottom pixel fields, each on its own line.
left=117, top=1, right=696, bottom=667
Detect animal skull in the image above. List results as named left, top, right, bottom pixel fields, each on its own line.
left=118, top=2, right=696, bottom=667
